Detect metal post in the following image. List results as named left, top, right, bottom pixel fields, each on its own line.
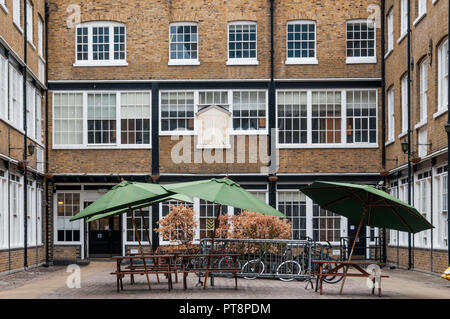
left=407, top=0, right=413, bottom=270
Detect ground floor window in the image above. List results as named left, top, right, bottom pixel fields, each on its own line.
left=0, top=170, right=7, bottom=249
left=126, top=208, right=151, bottom=243
left=435, top=166, right=448, bottom=249
left=56, top=193, right=81, bottom=243
left=312, top=203, right=341, bottom=242
left=277, top=191, right=307, bottom=240
left=9, top=174, right=23, bottom=248
left=199, top=200, right=227, bottom=240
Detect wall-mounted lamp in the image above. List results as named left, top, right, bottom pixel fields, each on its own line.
left=401, top=141, right=409, bottom=154
left=27, top=143, right=35, bottom=157
left=445, top=123, right=450, bottom=134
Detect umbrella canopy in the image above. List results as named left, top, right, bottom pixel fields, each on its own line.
left=70, top=181, right=185, bottom=222
left=301, top=181, right=433, bottom=234
left=163, top=178, right=285, bottom=217
left=86, top=193, right=192, bottom=222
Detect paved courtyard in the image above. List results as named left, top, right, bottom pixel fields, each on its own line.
left=0, top=261, right=448, bottom=299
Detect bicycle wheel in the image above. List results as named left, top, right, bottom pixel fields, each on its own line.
left=190, top=256, right=206, bottom=279
left=276, top=261, right=302, bottom=282
left=241, top=260, right=265, bottom=280
left=322, top=260, right=344, bottom=284
left=218, top=257, right=241, bottom=270
left=217, top=257, right=241, bottom=278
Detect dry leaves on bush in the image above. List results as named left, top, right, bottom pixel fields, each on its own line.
left=154, top=205, right=197, bottom=244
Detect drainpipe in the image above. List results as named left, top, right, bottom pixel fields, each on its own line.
left=381, top=0, right=386, bottom=169
left=23, top=0, right=29, bottom=269
left=380, top=0, right=387, bottom=264
left=407, top=0, right=413, bottom=270
left=268, top=0, right=277, bottom=207
left=44, top=0, right=50, bottom=265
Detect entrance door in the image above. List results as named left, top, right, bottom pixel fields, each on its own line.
left=87, top=201, right=122, bottom=257
left=347, top=221, right=367, bottom=259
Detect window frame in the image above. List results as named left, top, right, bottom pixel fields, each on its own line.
left=52, top=91, right=152, bottom=149
left=0, top=0, right=8, bottom=14
left=158, top=89, right=269, bottom=136
left=168, top=22, right=200, bottom=66
left=437, top=39, right=449, bottom=115
left=226, top=21, right=259, bottom=66
left=54, top=191, right=83, bottom=245
left=74, top=21, right=128, bottom=67
left=387, top=87, right=395, bottom=144
left=26, top=0, right=33, bottom=46
left=400, top=0, right=408, bottom=40
left=414, top=170, right=432, bottom=248
left=386, top=9, right=394, bottom=56
left=400, top=74, right=409, bottom=136
left=13, top=0, right=22, bottom=33
left=0, top=171, right=7, bottom=250
left=418, top=58, right=428, bottom=125
left=416, top=0, right=427, bottom=22
left=276, top=188, right=344, bottom=245
left=123, top=207, right=152, bottom=245
left=0, top=54, right=8, bottom=121
left=9, top=174, right=24, bottom=249
left=276, top=89, right=378, bottom=149
left=285, top=20, right=318, bottom=65
left=434, top=165, right=448, bottom=249
left=9, top=64, right=24, bottom=132
left=346, top=19, right=377, bottom=64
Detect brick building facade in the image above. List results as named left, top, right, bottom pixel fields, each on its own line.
left=45, top=0, right=384, bottom=264
left=384, top=0, right=449, bottom=273
left=0, top=0, right=48, bottom=274
left=0, top=0, right=448, bottom=275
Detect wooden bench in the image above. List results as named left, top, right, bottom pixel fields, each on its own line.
left=111, top=255, right=175, bottom=292
left=179, top=254, right=241, bottom=290
left=313, top=260, right=390, bottom=297
left=125, top=253, right=182, bottom=284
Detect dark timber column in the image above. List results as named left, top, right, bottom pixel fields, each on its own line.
left=407, top=0, right=413, bottom=270
left=151, top=83, right=160, bottom=251
left=23, top=0, right=29, bottom=269
left=268, top=0, right=277, bottom=207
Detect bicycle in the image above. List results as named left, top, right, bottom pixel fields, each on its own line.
left=190, top=242, right=241, bottom=286
left=242, top=244, right=300, bottom=281
left=301, top=238, right=344, bottom=284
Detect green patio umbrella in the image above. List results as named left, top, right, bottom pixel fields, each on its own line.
left=164, top=178, right=285, bottom=289
left=86, top=193, right=192, bottom=222
left=69, top=180, right=191, bottom=291
left=301, top=181, right=434, bottom=294
left=163, top=178, right=284, bottom=217
left=70, top=181, right=182, bottom=222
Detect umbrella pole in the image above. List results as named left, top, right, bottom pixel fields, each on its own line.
left=139, top=207, right=160, bottom=284
left=339, top=208, right=367, bottom=295
left=203, top=204, right=222, bottom=290
left=130, top=207, right=152, bottom=291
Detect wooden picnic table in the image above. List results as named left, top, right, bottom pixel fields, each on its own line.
left=111, top=255, right=176, bottom=292
left=178, top=253, right=241, bottom=290
left=313, top=260, right=389, bottom=297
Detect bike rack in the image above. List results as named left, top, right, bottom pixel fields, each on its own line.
left=199, top=238, right=316, bottom=281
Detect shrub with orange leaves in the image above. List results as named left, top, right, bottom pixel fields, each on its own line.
left=214, top=213, right=231, bottom=239
left=154, top=205, right=197, bottom=244
left=231, top=211, right=292, bottom=240
left=214, top=210, right=292, bottom=240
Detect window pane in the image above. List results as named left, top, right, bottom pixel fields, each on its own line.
left=169, top=23, right=198, bottom=60
left=53, top=93, right=83, bottom=145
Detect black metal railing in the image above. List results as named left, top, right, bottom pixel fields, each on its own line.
left=199, top=237, right=339, bottom=281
